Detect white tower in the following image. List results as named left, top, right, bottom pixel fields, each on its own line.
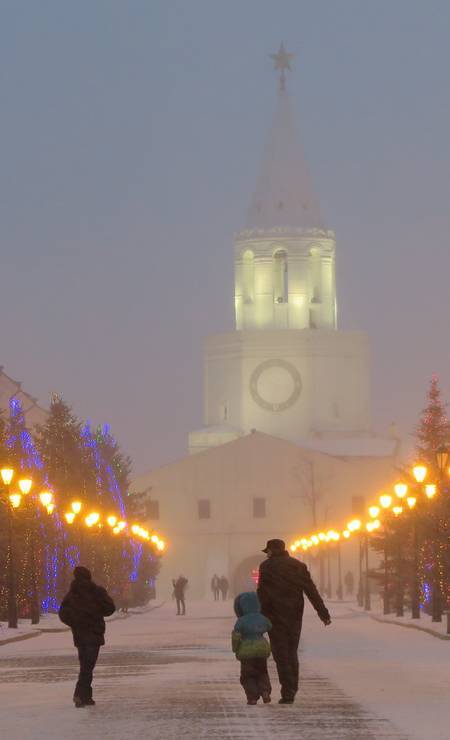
left=189, top=46, right=371, bottom=453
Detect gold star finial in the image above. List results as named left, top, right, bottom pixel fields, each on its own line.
left=270, top=42, right=295, bottom=91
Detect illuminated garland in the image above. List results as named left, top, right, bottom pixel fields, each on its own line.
left=0, top=398, right=166, bottom=618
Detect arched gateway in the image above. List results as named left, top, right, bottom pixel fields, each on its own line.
left=233, top=554, right=265, bottom=595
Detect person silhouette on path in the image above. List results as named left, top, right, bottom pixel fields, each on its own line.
left=257, top=539, right=331, bottom=704
left=59, top=566, right=115, bottom=708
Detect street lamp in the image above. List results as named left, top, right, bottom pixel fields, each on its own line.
left=71, top=501, right=82, bottom=515
left=9, top=493, right=22, bottom=508
left=0, top=467, right=19, bottom=628
left=18, top=479, right=41, bottom=625
left=435, top=446, right=449, bottom=475
left=1, top=468, right=14, bottom=486
left=412, top=465, right=427, bottom=483
left=362, top=524, right=371, bottom=611
left=39, top=491, right=53, bottom=508
left=394, top=483, right=408, bottom=499
left=430, top=448, right=448, bottom=623
left=407, top=494, right=420, bottom=620
left=425, top=484, right=437, bottom=499
left=18, top=477, right=33, bottom=495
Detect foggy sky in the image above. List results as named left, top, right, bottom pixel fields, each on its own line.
left=1, top=0, right=450, bottom=474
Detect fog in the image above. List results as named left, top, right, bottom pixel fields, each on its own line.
left=1, top=0, right=450, bottom=473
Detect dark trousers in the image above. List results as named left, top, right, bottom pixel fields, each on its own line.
left=75, top=644, right=100, bottom=702
left=240, top=658, right=271, bottom=701
left=269, top=621, right=302, bottom=700
left=176, top=596, right=185, bottom=615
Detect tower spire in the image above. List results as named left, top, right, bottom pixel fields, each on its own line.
left=270, top=42, right=295, bottom=91
left=245, top=46, right=323, bottom=231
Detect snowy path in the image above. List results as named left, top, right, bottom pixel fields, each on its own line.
left=0, top=600, right=446, bottom=739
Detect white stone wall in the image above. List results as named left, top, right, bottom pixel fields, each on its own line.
left=202, top=328, right=371, bottom=442
left=132, top=433, right=397, bottom=600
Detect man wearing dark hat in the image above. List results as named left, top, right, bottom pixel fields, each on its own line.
left=59, top=566, right=115, bottom=707
left=257, top=539, right=331, bottom=704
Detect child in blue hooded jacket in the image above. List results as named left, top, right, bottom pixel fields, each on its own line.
left=232, top=591, right=272, bottom=705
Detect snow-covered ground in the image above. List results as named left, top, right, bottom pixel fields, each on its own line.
left=349, top=596, right=450, bottom=638
left=0, top=600, right=447, bottom=739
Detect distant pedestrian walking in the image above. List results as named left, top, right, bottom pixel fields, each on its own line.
left=219, top=575, right=229, bottom=601
left=257, top=539, right=331, bottom=704
left=232, top=591, right=272, bottom=705
left=344, top=570, right=355, bottom=596
left=172, top=575, right=188, bottom=615
left=211, top=574, right=220, bottom=601
left=120, top=580, right=132, bottom=613
left=58, top=566, right=115, bottom=708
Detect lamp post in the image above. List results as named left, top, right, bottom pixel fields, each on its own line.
left=406, top=495, right=420, bottom=620
left=432, top=447, right=448, bottom=622
left=363, top=529, right=371, bottom=611
left=18, top=475, right=41, bottom=626
left=336, top=537, right=343, bottom=601
left=1, top=467, right=19, bottom=628
left=326, top=541, right=332, bottom=599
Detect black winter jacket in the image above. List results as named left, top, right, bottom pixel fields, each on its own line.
left=257, top=552, right=330, bottom=627
left=59, top=579, right=115, bottom=647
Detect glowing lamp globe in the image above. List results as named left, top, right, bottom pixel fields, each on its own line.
left=368, top=506, right=380, bottom=519
left=107, top=515, right=118, bottom=528
left=46, top=503, right=55, bottom=515
left=85, top=512, right=100, bottom=527
left=343, top=530, right=350, bottom=539
left=379, top=495, right=392, bottom=509
left=65, top=512, right=76, bottom=524
left=39, top=491, right=53, bottom=507
left=9, top=493, right=21, bottom=508
left=392, top=506, right=403, bottom=517
left=18, top=478, right=32, bottom=495
left=347, top=519, right=361, bottom=532
left=1, top=468, right=14, bottom=486
left=412, top=465, right=427, bottom=483
left=394, top=483, right=408, bottom=499
left=425, top=484, right=437, bottom=499
left=406, top=496, right=417, bottom=509
left=71, top=501, right=82, bottom=514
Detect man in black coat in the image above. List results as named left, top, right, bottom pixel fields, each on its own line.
left=59, top=566, right=115, bottom=707
left=257, top=539, right=331, bottom=704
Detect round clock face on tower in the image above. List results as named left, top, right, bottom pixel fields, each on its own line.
left=249, top=359, right=302, bottom=412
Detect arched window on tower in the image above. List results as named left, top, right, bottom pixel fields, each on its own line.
left=309, top=247, right=321, bottom=329
left=273, top=249, right=288, bottom=304
left=309, top=247, right=322, bottom=303
left=242, top=250, right=255, bottom=304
